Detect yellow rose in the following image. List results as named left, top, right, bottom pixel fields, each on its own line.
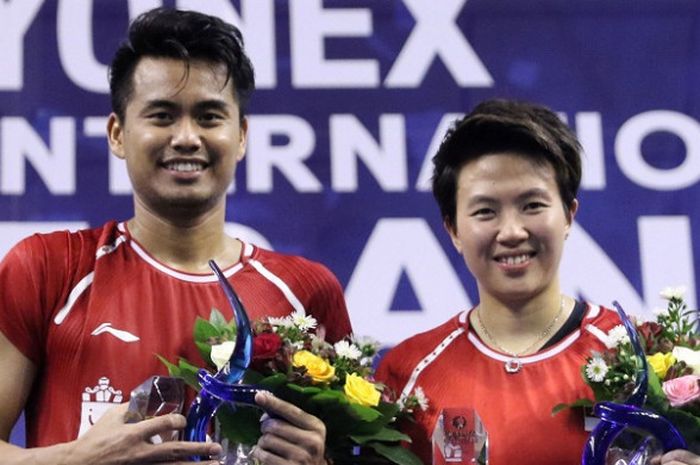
left=344, top=373, right=380, bottom=407
left=292, top=350, right=335, bottom=383
left=647, top=352, right=676, bottom=379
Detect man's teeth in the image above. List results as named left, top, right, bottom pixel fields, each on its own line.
left=499, top=254, right=530, bottom=265
left=166, top=162, right=204, bottom=172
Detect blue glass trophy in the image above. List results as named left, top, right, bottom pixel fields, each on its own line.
left=582, top=302, right=687, bottom=465
left=184, top=260, right=267, bottom=461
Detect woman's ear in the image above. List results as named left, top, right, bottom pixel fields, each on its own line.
left=444, top=218, right=462, bottom=254
left=565, top=198, right=579, bottom=237
left=235, top=117, right=248, bottom=161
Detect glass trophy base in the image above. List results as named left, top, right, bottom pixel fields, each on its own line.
left=125, top=375, right=185, bottom=443
left=605, top=429, right=663, bottom=465
left=432, top=408, right=488, bottom=465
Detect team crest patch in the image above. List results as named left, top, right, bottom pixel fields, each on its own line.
left=78, top=376, right=123, bottom=437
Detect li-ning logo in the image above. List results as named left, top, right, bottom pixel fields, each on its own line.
left=91, top=323, right=140, bottom=342
left=78, top=377, right=123, bottom=437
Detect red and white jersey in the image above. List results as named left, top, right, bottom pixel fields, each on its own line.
left=0, top=221, right=352, bottom=447
left=376, top=304, right=621, bottom=465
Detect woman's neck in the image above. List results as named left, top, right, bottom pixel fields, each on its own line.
left=472, top=287, right=572, bottom=355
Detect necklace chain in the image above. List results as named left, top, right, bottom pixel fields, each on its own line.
left=476, top=296, right=565, bottom=368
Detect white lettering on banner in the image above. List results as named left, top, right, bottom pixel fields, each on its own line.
left=560, top=221, right=696, bottom=320
left=385, top=0, right=493, bottom=88
left=346, top=218, right=472, bottom=345
left=57, top=0, right=159, bottom=94
left=0, top=0, right=44, bottom=90
left=415, top=113, right=463, bottom=191
left=330, top=114, right=407, bottom=192
left=0, top=117, right=76, bottom=194
left=246, top=115, right=322, bottom=193
left=616, top=111, right=700, bottom=190
left=638, top=216, right=696, bottom=310
left=0, top=222, right=88, bottom=260
left=178, top=0, right=276, bottom=88
left=289, top=0, right=378, bottom=88
left=2, top=110, right=700, bottom=194
left=575, top=112, right=606, bottom=190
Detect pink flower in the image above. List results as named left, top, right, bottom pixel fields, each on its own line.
left=662, top=375, right=700, bottom=407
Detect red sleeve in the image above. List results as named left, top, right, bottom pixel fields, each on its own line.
left=0, top=234, right=60, bottom=364
left=305, top=261, right=352, bottom=343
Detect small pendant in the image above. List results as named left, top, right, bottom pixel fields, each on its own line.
left=504, top=358, right=522, bottom=374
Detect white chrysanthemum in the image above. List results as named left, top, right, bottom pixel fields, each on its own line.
left=585, top=356, right=609, bottom=383
left=652, top=307, right=669, bottom=318
left=291, top=310, right=317, bottom=331
left=359, top=356, right=374, bottom=367
left=413, top=386, right=429, bottom=411
left=660, top=286, right=686, bottom=301
left=334, top=340, right=362, bottom=360
left=210, top=341, right=235, bottom=371
left=268, top=315, right=293, bottom=328
left=352, top=335, right=381, bottom=352
left=290, top=341, right=305, bottom=351
left=607, top=325, right=630, bottom=347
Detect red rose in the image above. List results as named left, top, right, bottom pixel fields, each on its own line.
left=253, top=332, right=282, bottom=362
left=637, top=322, right=663, bottom=352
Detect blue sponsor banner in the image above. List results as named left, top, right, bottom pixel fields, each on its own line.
left=1, top=3, right=698, bottom=446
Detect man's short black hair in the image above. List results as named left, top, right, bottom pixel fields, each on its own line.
left=109, top=8, right=255, bottom=122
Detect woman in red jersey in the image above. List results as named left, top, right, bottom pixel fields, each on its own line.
left=376, top=99, right=699, bottom=465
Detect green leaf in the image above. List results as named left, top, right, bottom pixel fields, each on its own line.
left=287, top=384, right=324, bottom=396
left=194, top=317, right=221, bottom=342
left=177, top=358, right=205, bottom=390
left=348, top=403, right=382, bottom=422
left=367, top=442, right=423, bottom=465
left=551, top=398, right=594, bottom=416
left=156, top=354, right=181, bottom=377
left=195, top=341, right=214, bottom=365
left=216, top=403, right=263, bottom=445
left=350, top=426, right=412, bottom=445
left=209, top=308, right=229, bottom=329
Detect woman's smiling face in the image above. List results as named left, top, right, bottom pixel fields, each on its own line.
left=447, top=152, right=577, bottom=304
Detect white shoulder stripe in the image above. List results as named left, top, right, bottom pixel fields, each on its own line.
left=54, top=272, right=94, bottom=325
left=585, top=324, right=611, bottom=347
left=584, top=303, right=602, bottom=319
left=248, top=259, right=306, bottom=315
left=399, top=327, right=465, bottom=401
left=96, top=235, right=127, bottom=259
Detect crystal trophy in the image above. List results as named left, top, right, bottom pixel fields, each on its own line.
left=582, top=302, right=687, bottom=465
left=125, top=375, right=185, bottom=443
left=432, top=407, right=488, bottom=465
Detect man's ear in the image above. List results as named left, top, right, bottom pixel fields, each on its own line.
left=107, top=113, right=125, bottom=159
left=237, top=117, right=248, bottom=162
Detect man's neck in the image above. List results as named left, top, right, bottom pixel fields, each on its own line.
left=127, top=203, right=242, bottom=274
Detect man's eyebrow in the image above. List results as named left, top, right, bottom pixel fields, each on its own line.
left=194, top=99, right=231, bottom=113
left=141, top=99, right=178, bottom=111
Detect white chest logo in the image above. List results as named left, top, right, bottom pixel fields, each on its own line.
left=91, top=323, right=140, bottom=342
left=78, top=377, right=123, bottom=437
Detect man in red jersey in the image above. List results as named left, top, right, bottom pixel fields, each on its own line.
left=376, top=100, right=699, bottom=465
left=0, top=8, right=351, bottom=465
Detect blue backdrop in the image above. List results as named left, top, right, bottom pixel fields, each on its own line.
left=2, top=0, right=699, bottom=444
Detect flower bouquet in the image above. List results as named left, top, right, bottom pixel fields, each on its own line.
left=160, top=308, right=424, bottom=465
left=556, top=287, right=699, bottom=463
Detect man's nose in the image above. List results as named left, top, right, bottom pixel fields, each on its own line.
left=170, top=118, right=201, bottom=152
